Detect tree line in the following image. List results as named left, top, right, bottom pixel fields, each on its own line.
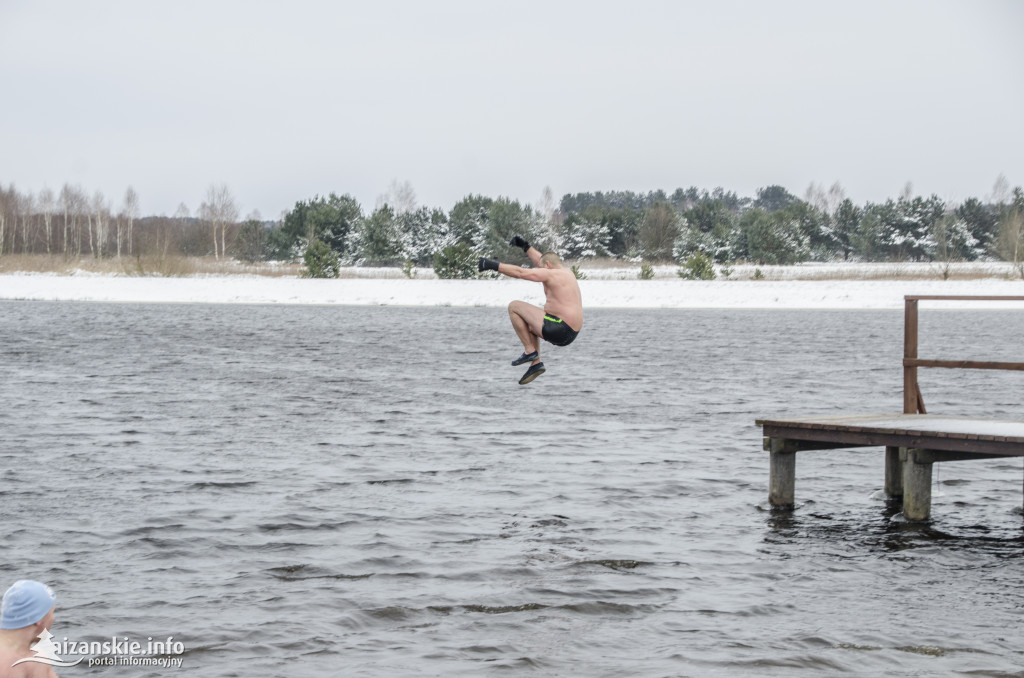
left=2, top=178, right=1023, bottom=277
left=0, top=183, right=242, bottom=263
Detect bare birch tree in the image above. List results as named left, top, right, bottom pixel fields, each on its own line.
left=220, top=186, right=238, bottom=258
left=200, top=183, right=238, bottom=259
left=378, top=179, right=417, bottom=216
left=169, top=202, right=190, bottom=257
left=70, top=186, right=87, bottom=257
left=175, top=202, right=190, bottom=224
left=805, top=181, right=846, bottom=217
left=116, top=211, right=124, bottom=258
left=89, top=191, right=110, bottom=258
left=900, top=181, right=914, bottom=202
left=199, top=196, right=215, bottom=258
left=122, top=186, right=139, bottom=256
left=39, top=187, right=55, bottom=255
left=19, top=191, right=36, bottom=254
left=0, top=185, right=10, bottom=256
left=87, top=195, right=95, bottom=257
left=536, top=185, right=557, bottom=224
left=534, top=185, right=561, bottom=248
left=997, top=205, right=1024, bottom=278
left=989, top=173, right=1011, bottom=208
left=59, top=184, right=74, bottom=257
left=60, top=186, right=87, bottom=260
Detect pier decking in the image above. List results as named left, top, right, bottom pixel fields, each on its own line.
left=757, top=296, right=1024, bottom=521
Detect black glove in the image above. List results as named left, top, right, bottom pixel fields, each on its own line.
left=509, top=235, right=530, bottom=252
left=478, top=257, right=500, bottom=272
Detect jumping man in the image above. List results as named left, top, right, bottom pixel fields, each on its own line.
left=478, top=236, right=583, bottom=385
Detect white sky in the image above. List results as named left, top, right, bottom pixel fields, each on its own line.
left=2, top=0, right=1022, bottom=219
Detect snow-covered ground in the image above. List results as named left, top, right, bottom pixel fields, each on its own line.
left=2, top=265, right=1023, bottom=309
left=567, top=260, right=1024, bottom=282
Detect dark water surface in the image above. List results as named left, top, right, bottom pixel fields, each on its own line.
left=2, top=302, right=1023, bottom=677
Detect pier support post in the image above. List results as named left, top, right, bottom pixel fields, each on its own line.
left=768, top=438, right=796, bottom=508
left=902, top=448, right=933, bottom=521
left=884, top=446, right=903, bottom=501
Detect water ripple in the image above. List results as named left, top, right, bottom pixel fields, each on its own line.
left=2, top=302, right=1023, bottom=677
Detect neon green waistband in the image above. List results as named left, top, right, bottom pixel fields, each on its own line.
left=544, top=315, right=563, bottom=323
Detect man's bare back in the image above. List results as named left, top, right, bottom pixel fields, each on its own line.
left=540, top=267, right=583, bottom=332
left=0, top=644, right=58, bottom=678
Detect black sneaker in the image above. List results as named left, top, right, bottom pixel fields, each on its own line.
left=518, top=362, right=545, bottom=385
left=511, top=351, right=539, bottom=366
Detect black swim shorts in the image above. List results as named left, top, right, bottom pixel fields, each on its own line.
left=541, top=314, right=579, bottom=347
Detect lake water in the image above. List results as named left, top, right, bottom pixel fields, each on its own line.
left=2, top=301, right=1023, bottom=677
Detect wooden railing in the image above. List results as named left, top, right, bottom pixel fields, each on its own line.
left=903, top=295, right=1024, bottom=414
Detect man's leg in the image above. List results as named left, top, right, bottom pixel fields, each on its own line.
left=508, top=300, right=544, bottom=364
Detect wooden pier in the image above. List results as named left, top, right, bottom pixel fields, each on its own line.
left=757, top=296, right=1024, bottom=521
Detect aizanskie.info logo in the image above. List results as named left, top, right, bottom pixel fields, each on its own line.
left=16, top=629, right=185, bottom=669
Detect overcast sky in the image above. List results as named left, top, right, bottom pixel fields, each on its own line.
left=2, top=0, right=1022, bottom=219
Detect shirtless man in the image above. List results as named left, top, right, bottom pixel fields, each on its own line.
left=478, top=235, right=583, bottom=385
left=0, top=581, right=58, bottom=678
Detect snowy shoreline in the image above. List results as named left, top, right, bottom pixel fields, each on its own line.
left=2, top=272, right=1023, bottom=309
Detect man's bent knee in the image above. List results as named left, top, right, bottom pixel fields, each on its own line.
left=508, top=300, right=533, bottom=318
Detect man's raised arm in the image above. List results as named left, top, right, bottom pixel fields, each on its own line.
left=510, top=235, right=542, bottom=267
left=478, top=256, right=548, bottom=282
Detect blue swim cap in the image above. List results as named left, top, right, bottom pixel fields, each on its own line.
left=1, top=581, right=56, bottom=630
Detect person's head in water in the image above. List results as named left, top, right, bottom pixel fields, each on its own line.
left=1, top=580, right=56, bottom=632
left=540, top=251, right=562, bottom=268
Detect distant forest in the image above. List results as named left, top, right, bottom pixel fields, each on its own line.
left=1, top=178, right=1022, bottom=277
